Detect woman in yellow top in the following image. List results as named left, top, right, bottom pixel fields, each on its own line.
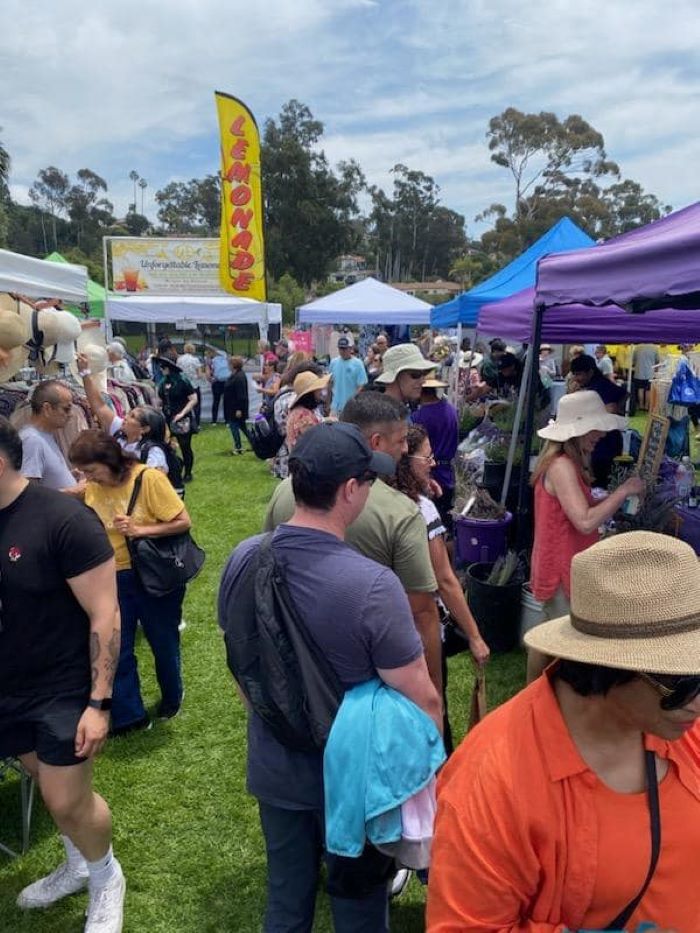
left=70, top=430, right=192, bottom=736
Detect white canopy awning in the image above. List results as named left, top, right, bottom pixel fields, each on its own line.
left=0, top=248, right=88, bottom=302
left=298, top=277, right=433, bottom=325
left=106, top=294, right=282, bottom=326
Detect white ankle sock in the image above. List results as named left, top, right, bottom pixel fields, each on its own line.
left=86, top=846, right=119, bottom=889
left=61, top=834, right=87, bottom=873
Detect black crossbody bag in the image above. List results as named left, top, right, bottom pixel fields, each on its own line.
left=125, top=471, right=205, bottom=597
left=605, top=749, right=661, bottom=930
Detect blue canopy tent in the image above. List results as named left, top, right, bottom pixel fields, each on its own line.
left=430, top=217, right=594, bottom=329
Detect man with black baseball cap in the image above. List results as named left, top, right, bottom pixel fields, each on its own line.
left=220, top=421, right=441, bottom=931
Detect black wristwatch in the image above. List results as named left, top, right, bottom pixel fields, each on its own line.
left=87, top=697, right=113, bottom=712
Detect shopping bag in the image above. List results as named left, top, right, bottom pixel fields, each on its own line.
left=467, top=671, right=487, bottom=732
left=668, top=359, right=700, bottom=405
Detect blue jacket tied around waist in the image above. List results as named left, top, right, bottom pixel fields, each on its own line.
left=324, top=678, right=446, bottom=858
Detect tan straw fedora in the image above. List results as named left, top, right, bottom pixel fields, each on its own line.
left=525, top=531, right=700, bottom=675
left=290, top=371, right=330, bottom=407
left=537, top=389, right=626, bottom=443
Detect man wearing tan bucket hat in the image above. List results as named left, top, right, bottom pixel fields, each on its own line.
left=428, top=531, right=700, bottom=932
left=374, top=343, right=436, bottom=406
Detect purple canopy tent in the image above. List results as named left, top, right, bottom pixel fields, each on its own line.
left=535, top=201, right=700, bottom=313
left=480, top=286, right=700, bottom=344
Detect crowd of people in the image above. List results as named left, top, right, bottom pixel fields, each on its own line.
left=1, top=320, right=698, bottom=933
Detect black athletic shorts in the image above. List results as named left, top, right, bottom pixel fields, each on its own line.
left=0, top=690, right=90, bottom=767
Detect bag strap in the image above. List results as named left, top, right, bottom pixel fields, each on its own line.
left=605, top=749, right=661, bottom=930
left=125, top=470, right=146, bottom=517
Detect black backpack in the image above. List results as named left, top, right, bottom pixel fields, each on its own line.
left=139, top=440, right=185, bottom=497
left=248, top=388, right=292, bottom=460
left=219, top=534, right=343, bottom=751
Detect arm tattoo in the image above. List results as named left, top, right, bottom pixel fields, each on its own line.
left=105, top=628, right=121, bottom=685
left=90, top=632, right=100, bottom=691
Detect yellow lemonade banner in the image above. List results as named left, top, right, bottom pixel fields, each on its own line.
left=215, top=92, right=266, bottom=301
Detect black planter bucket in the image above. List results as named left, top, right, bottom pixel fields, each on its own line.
left=466, top=562, right=523, bottom=653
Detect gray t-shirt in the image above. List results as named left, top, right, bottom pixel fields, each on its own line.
left=219, top=525, right=423, bottom=809
left=19, top=426, right=76, bottom=490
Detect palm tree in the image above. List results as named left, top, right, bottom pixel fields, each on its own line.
left=138, top=177, right=147, bottom=215
left=129, top=170, right=139, bottom=212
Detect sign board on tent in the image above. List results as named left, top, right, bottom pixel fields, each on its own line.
left=110, top=238, right=220, bottom=295
left=291, top=330, right=313, bottom=353
left=637, top=414, right=670, bottom=483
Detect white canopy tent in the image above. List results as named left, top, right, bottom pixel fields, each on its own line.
left=297, top=277, right=432, bottom=325
left=106, top=295, right=282, bottom=343
left=0, top=248, right=88, bottom=302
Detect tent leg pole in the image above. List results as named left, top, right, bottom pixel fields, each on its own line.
left=501, top=346, right=532, bottom=507
left=452, top=323, right=463, bottom=405
left=515, top=302, right=544, bottom=550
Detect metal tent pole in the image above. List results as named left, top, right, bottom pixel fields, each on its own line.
left=501, top=345, right=532, bottom=506
left=515, top=301, right=544, bottom=549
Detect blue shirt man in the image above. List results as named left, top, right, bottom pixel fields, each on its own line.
left=329, top=337, right=367, bottom=415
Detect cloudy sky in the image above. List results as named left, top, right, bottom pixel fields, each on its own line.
left=2, top=0, right=699, bottom=233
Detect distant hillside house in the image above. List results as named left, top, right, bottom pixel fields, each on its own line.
left=391, top=280, right=462, bottom=298
left=328, top=254, right=372, bottom=285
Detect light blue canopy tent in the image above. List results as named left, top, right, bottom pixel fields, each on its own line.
left=430, top=217, right=594, bottom=329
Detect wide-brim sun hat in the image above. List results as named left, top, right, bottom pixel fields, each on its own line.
left=422, top=377, right=448, bottom=389
left=537, top=390, right=627, bottom=443
left=69, top=327, right=109, bottom=379
left=525, top=531, right=700, bottom=675
left=374, top=344, right=435, bottom=384
left=290, top=371, right=330, bottom=406
left=0, top=345, right=29, bottom=382
left=458, top=351, right=483, bottom=369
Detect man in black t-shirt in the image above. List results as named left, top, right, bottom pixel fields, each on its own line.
left=0, top=418, right=125, bottom=932
left=570, top=354, right=627, bottom=486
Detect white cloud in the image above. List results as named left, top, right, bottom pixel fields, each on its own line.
left=1, top=0, right=699, bottom=226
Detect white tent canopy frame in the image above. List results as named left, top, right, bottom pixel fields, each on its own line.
left=106, top=295, right=281, bottom=327
left=297, top=277, right=433, bottom=325
left=0, top=248, right=88, bottom=302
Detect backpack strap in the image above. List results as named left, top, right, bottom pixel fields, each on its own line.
left=126, top=470, right=146, bottom=517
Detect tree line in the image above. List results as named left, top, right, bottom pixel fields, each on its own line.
left=0, top=103, right=671, bottom=306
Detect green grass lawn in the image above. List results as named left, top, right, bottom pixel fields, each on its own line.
left=0, top=426, right=525, bottom=932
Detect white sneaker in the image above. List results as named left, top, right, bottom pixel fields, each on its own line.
left=84, top=861, right=126, bottom=933
left=17, top=861, right=88, bottom=909
left=389, top=868, right=412, bottom=898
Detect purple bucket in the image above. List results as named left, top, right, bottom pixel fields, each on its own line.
left=454, top=512, right=513, bottom=566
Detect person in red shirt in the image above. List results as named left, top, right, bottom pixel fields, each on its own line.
left=528, top=390, right=644, bottom=681
left=427, top=531, right=700, bottom=933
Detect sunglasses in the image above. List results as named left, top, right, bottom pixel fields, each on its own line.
left=638, top=672, right=700, bottom=710
left=403, top=370, right=427, bottom=380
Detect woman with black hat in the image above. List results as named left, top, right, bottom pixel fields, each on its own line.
left=157, top=357, right=198, bottom=483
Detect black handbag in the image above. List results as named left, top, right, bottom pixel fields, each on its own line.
left=125, top=471, right=205, bottom=597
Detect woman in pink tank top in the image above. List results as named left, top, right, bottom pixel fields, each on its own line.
left=528, top=391, right=644, bottom=681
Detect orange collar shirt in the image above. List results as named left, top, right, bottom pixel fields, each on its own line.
left=427, top=675, right=700, bottom=932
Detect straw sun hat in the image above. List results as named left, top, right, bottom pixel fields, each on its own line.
left=525, top=532, right=700, bottom=675
left=290, top=371, right=330, bottom=407
left=537, top=390, right=627, bottom=443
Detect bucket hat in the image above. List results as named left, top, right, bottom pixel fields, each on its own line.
left=374, top=344, right=435, bottom=384
left=525, top=531, right=700, bottom=675
left=537, top=390, right=626, bottom=443
left=290, top=370, right=330, bottom=407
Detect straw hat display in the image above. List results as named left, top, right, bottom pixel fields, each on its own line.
left=15, top=304, right=82, bottom=374
left=525, top=531, right=700, bottom=675
left=69, top=325, right=109, bottom=391
left=0, top=306, right=30, bottom=382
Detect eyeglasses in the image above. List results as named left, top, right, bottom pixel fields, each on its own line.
left=409, top=452, right=435, bottom=463
left=638, top=672, right=700, bottom=710
left=403, top=370, right=427, bottom=380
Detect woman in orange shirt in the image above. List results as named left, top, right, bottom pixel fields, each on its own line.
left=427, top=532, right=700, bottom=932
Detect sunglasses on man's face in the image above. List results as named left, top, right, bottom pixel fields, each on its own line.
left=639, top=672, right=700, bottom=710
left=403, top=370, right=427, bottom=380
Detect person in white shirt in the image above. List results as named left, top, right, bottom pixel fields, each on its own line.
left=106, top=343, right=135, bottom=382
left=594, top=345, right=615, bottom=381
left=177, top=343, right=204, bottom=428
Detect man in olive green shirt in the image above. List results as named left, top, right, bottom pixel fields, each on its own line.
left=264, top=393, right=442, bottom=693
